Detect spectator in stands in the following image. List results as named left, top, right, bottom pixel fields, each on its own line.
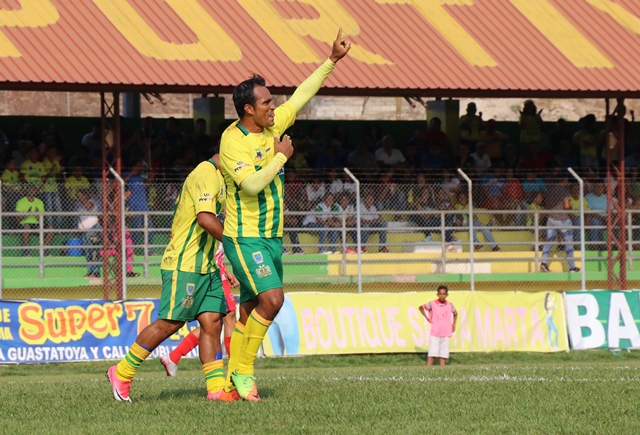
left=422, top=143, right=450, bottom=170
left=500, top=143, right=521, bottom=170
left=553, top=139, right=579, bottom=170
left=526, top=191, right=544, bottom=227
left=519, top=100, right=543, bottom=147
left=453, top=192, right=500, bottom=252
left=286, top=146, right=310, bottom=170
left=569, top=183, right=590, bottom=249
left=330, top=124, right=351, bottom=154
left=453, top=143, right=473, bottom=170
left=17, top=123, right=37, bottom=145
left=315, top=145, right=339, bottom=169
left=305, top=176, right=326, bottom=207
left=624, top=147, right=640, bottom=173
left=19, top=146, right=46, bottom=185
left=409, top=186, right=437, bottom=243
left=302, top=192, right=340, bottom=254
left=480, top=119, right=509, bottom=162
left=407, top=173, right=428, bottom=208
left=81, top=120, right=102, bottom=161
left=505, top=168, right=526, bottom=226
left=481, top=167, right=508, bottom=225
left=573, top=114, right=599, bottom=168
left=521, top=142, right=552, bottom=171
left=460, top=102, right=484, bottom=147
left=15, top=184, right=44, bottom=256
left=540, top=180, right=580, bottom=273
left=285, top=169, right=306, bottom=211
left=360, top=193, right=388, bottom=252
left=377, top=170, right=406, bottom=213
left=441, top=169, right=461, bottom=199
left=68, top=145, right=91, bottom=171
left=76, top=187, right=101, bottom=278
left=41, top=145, right=63, bottom=250
left=404, top=141, right=425, bottom=173
left=434, top=187, right=457, bottom=252
left=424, top=117, right=450, bottom=151
left=65, top=166, right=90, bottom=202
left=522, top=171, right=546, bottom=202
left=375, top=135, right=406, bottom=169
left=347, top=138, right=377, bottom=170
left=333, top=193, right=357, bottom=253
left=283, top=197, right=304, bottom=255
left=328, top=169, right=345, bottom=196
left=1, top=157, right=21, bottom=211
left=189, top=118, right=212, bottom=153
left=549, top=118, right=572, bottom=150
left=158, top=117, right=183, bottom=160
left=585, top=181, right=610, bottom=248
left=469, top=141, right=491, bottom=173
left=12, top=140, right=31, bottom=167
left=124, top=159, right=154, bottom=255
left=123, top=116, right=158, bottom=167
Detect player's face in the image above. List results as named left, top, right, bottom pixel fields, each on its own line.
left=437, top=291, right=447, bottom=302
left=250, top=86, right=276, bottom=129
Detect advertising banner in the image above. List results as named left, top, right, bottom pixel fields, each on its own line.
left=0, top=299, right=198, bottom=363
left=565, top=290, right=640, bottom=350
left=263, top=291, right=568, bottom=356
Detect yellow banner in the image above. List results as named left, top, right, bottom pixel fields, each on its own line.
left=263, top=291, right=568, bottom=356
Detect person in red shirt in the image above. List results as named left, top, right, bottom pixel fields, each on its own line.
left=419, top=285, right=458, bottom=366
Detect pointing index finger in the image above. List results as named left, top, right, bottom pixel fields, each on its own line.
left=336, top=27, right=342, bottom=40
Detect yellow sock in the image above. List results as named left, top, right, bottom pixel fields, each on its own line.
left=236, top=311, right=272, bottom=375
left=203, top=360, right=225, bottom=393
left=115, top=342, right=150, bottom=381
left=224, top=323, right=245, bottom=392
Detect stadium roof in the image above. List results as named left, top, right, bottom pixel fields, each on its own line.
left=1, top=0, right=640, bottom=97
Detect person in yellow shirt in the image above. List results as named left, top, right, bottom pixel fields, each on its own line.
left=1, top=157, right=21, bottom=211
left=19, top=147, right=47, bottom=185
left=219, top=29, right=350, bottom=401
left=15, top=184, right=44, bottom=255
left=453, top=192, right=500, bottom=251
left=108, top=155, right=235, bottom=403
left=569, top=184, right=590, bottom=249
left=460, top=102, right=484, bottom=147
left=41, top=145, right=63, bottom=249
left=65, top=166, right=90, bottom=202
left=573, top=114, right=599, bottom=168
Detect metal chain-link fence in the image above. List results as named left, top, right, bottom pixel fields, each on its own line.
left=1, top=170, right=639, bottom=299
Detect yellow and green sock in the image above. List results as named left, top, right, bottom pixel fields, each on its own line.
left=236, top=311, right=272, bottom=375
left=115, top=342, right=150, bottom=382
left=224, top=322, right=245, bottom=392
left=203, top=360, right=225, bottom=394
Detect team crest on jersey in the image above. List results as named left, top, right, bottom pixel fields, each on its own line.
left=256, top=264, right=272, bottom=278
left=182, top=283, right=195, bottom=308
left=255, top=149, right=263, bottom=160
left=252, top=251, right=264, bottom=264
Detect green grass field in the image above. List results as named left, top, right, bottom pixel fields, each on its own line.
left=1, top=351, right=640, bottom=434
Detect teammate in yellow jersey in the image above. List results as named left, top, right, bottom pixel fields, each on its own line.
left=107, top=155, right=238, bottom=402
left=219, top=28, right=351, bottom=401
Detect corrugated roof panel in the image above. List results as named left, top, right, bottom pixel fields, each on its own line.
left=0, top=0, right=639, bottom=96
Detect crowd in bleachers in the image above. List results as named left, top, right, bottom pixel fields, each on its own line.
left=1, top=99, right=639, bottom=263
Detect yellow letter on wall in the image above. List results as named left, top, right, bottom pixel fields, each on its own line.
left=376, top=0, right=497, bottom=67
left=238, top=0, right=391, bottom=65
left=509, top=0, right=613, bottom=68
left=586, top=0, right=640, bottom=35
left=93, top=0, right=241, bottom=61
left=0, top=0, right=59, bottom=58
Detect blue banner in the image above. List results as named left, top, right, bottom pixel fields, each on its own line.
left=0, top=299, right=199, bottom=363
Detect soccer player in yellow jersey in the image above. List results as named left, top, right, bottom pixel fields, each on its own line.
left=219, top=29, right=351, bottom=401
left=107, top=155, right=237, bottom=402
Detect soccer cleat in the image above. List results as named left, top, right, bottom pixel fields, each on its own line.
left=207, top=389, right=241, bottom=402
left=160, top=356, right=178, bottom=377
left=540, top=262, right=551, bottom=273
left=107, top=365, right=132, bottom=402
left=231, top=371, right=261, bottom=402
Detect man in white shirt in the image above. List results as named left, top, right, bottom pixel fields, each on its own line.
left=302, top=193, right=340, bottom=254
left=375, top=135, right=406, bottom=169
left=360, top=193, right=388, bottom=252
left=470, top=141, right=492, bottom=173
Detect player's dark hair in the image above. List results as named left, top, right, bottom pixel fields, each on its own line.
left=233, top=74, right=266, bottom=119
left=437, top=285, right=448, bottom=294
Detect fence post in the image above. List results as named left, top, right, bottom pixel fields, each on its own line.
left=568, top=168, right=586, bottom=291
left=340, top=212, right=347, bottom=276
left=110, top=168, right=127, bottom=300
left=457, top=169, right=474, bottom=291
left=343, top=168, right=362, bottom=294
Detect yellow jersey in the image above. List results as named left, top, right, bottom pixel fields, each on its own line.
left=1, top=169, right=20, bottom=192
left=161, top=159, right=226, bottom=274
left=220, top=102, right=296, bottom=238
left=42, top=158, right=61, bottom=192
left=20, top=160, right=46, bottom=184
left=65, top=175, right=90, bottom=200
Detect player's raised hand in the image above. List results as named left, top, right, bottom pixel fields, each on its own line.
left=330, top=27, right=351, bottom=63
left=275, top=134, right=294, bottom=159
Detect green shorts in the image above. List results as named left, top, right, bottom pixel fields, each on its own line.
left=222, top=236, right=283, bottom=303
left=158, top=269, right=226, bottom=321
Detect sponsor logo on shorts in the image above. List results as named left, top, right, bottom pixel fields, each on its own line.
left=182, top=283, right=195, bottom=308
left=256, top=264, right=272, bottom=278
left=252, top=251, right=264, bottom=264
